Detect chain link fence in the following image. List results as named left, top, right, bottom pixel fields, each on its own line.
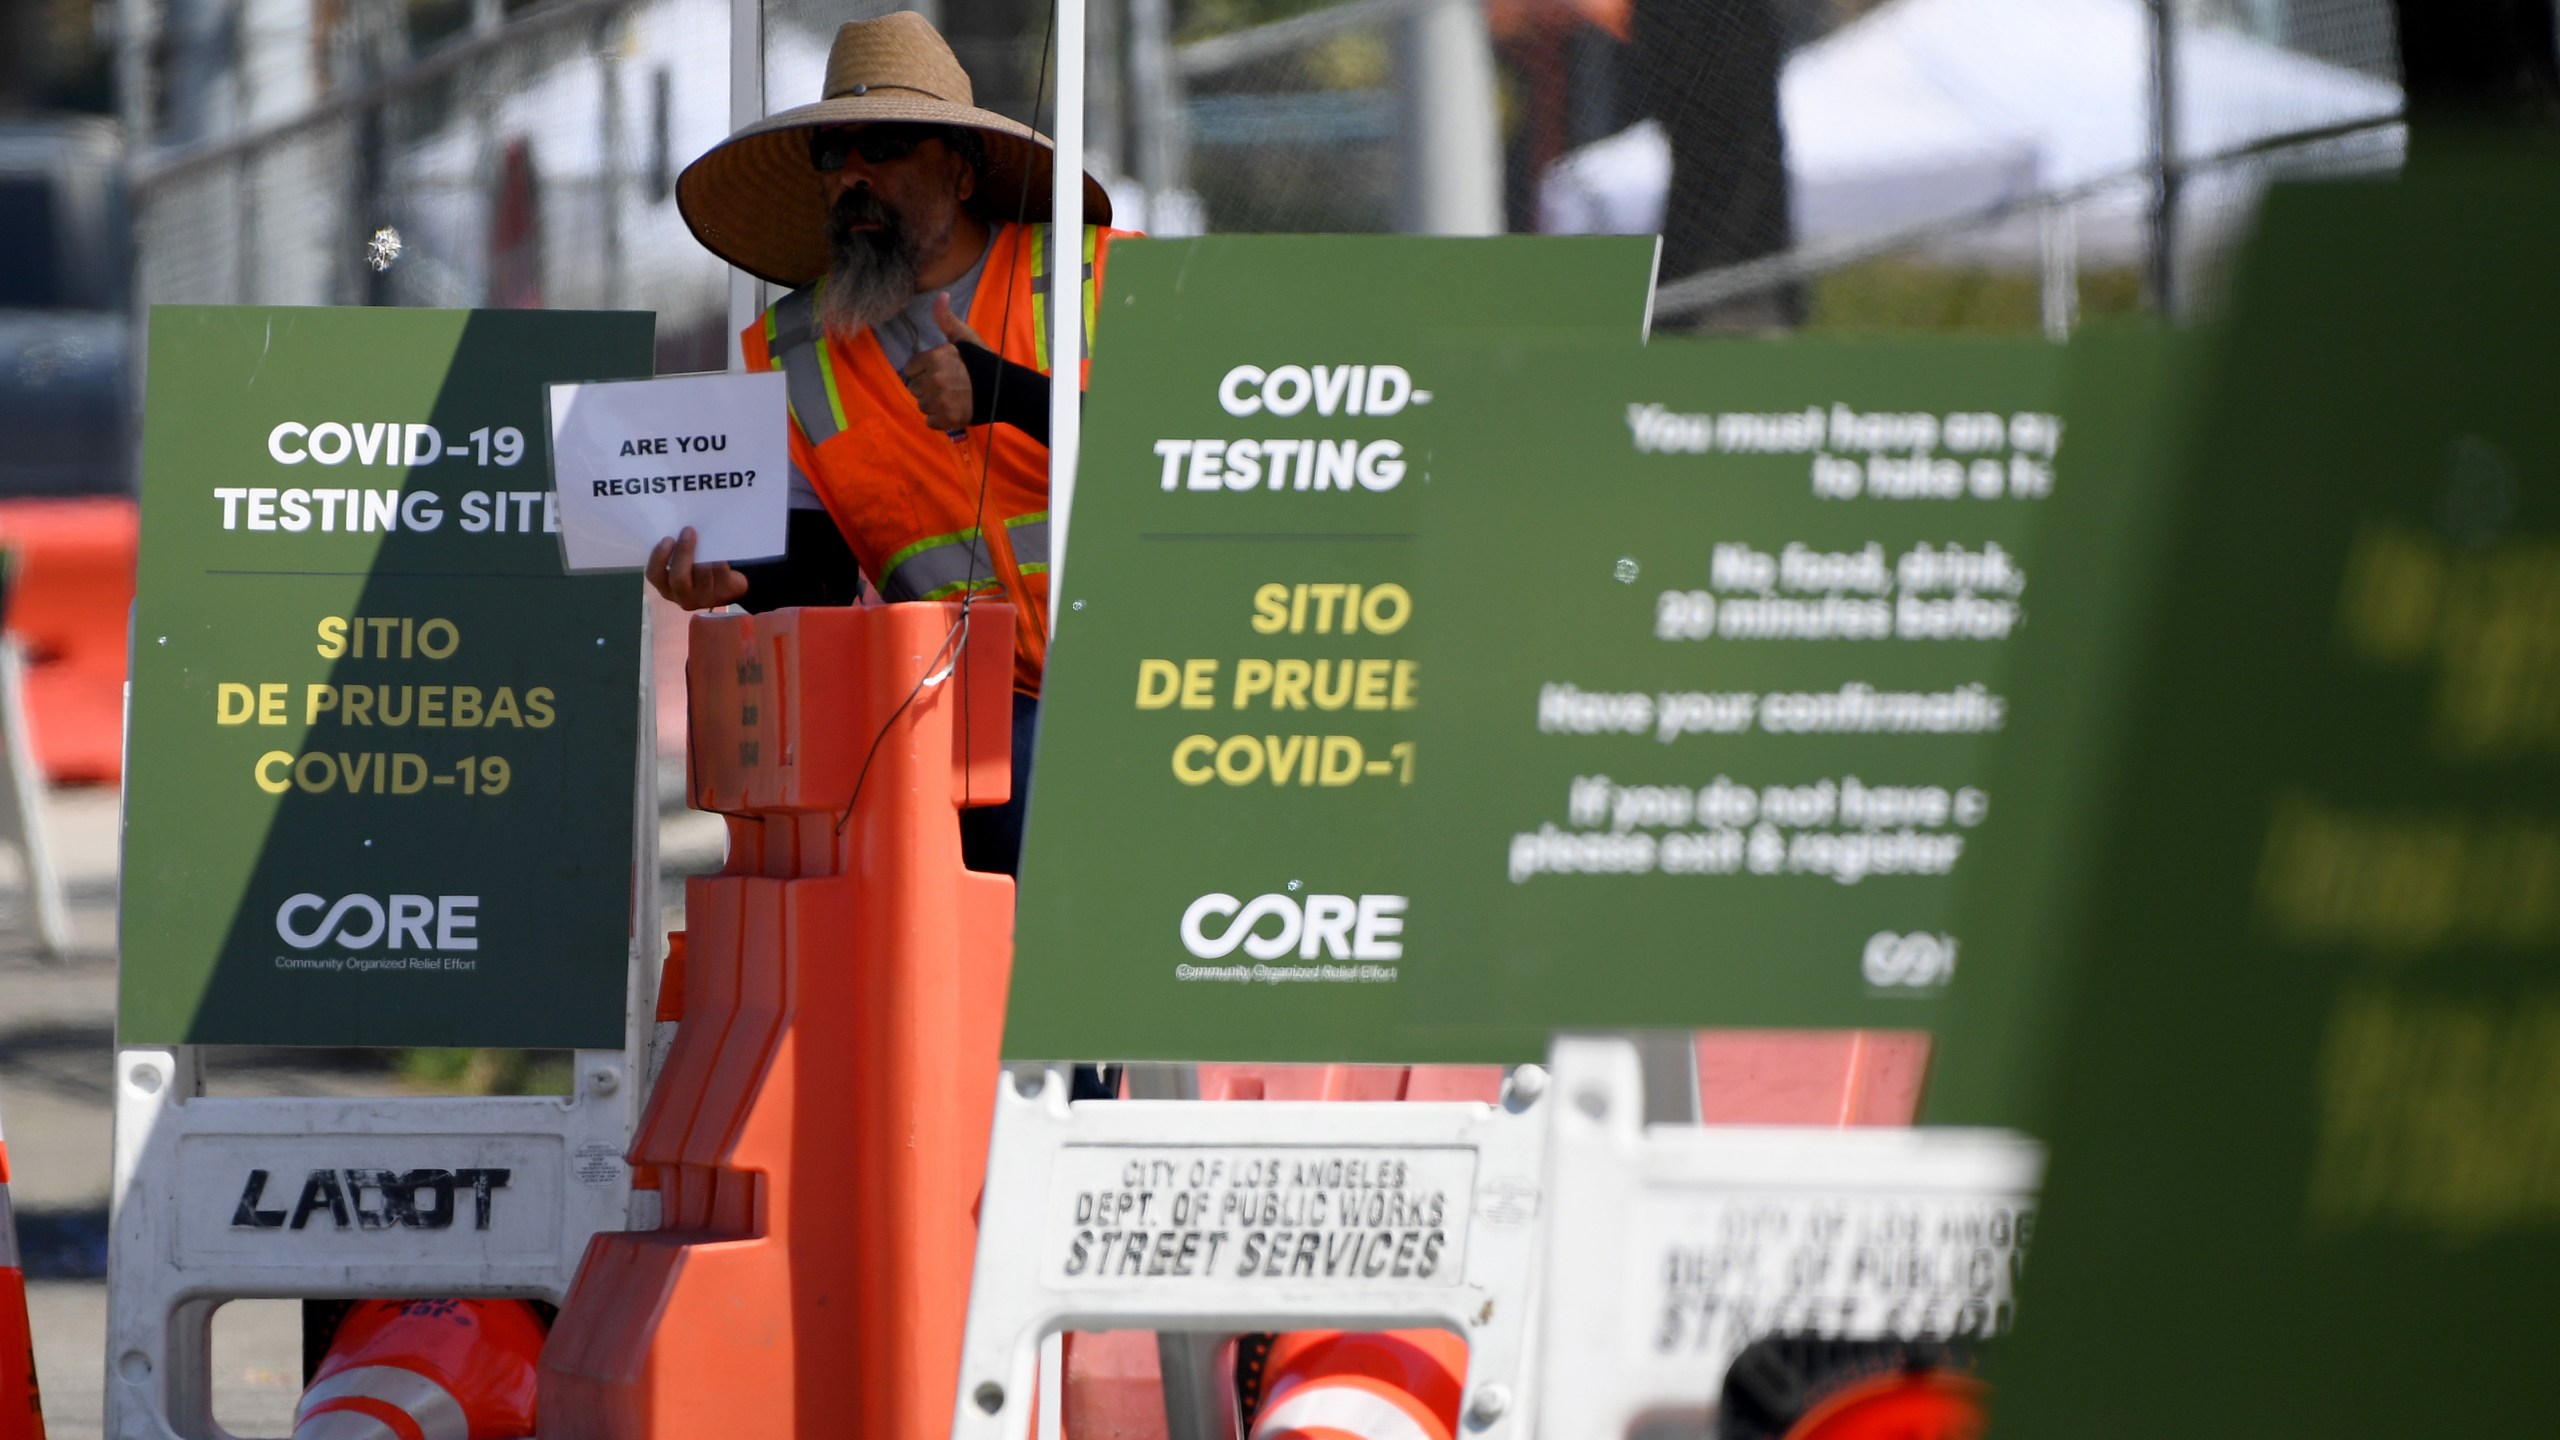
left=124, top=0, right=2406, bottom=352
left=132, top=0, right=738, bottom=369
left=1156, top=0, right=2405, bottom=331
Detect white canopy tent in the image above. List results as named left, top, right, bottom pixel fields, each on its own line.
left=1542, top=0, right=2403, bottom=266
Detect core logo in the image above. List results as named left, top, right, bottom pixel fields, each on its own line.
left=232, top=1167, right=512, bottom=1231
left=1863, top=930, right=1957, bottom=988
left=276, top=892, right=480, bottom=950
left=1180, top=892, right=1406, bottom=961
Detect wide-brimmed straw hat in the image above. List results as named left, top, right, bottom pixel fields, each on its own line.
left=677, top=10, right=1111, bottom=287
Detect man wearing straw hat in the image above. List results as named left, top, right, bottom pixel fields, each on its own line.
left=649, top=10, right=1132, bottom=873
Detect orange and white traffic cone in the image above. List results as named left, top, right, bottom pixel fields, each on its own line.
left=0, top=1105, right=46, bottom=1440
left=295, top=1298, right=546, bottom=1440
left=1783, top=1369, right=1984, bottom=1440
left=1247, top=1329, right=1466, bottom=1440
left=1186, top=1070, right=1489, bottom=1440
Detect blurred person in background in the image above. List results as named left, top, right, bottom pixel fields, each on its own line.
left=647, top=11, right=1135, bottom=875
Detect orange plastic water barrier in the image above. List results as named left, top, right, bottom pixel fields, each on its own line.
left=1692, top=1031, right=1931, bottom=1126
left=1062, top=1331, right=1174, bottom=1440
left=0, top=1130, right=45, bottom=1440
left=539, top=603, right=1017, bottom=1440
left=1190, top=1066, right=1503, bottom=1105
left=0, top=497, right=135, bottom=784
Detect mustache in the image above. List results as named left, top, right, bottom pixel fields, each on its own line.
left=828, top=189, right=903, bottom=248
left=818, top=187, right=924, bottom=340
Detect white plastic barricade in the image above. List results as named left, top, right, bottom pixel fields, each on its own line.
left=103, top=618, right=659, bottom=1440
left=0, top=637, right=68, bottom=957
left=105, top=1047, right=640, bottom=1437
left=952, top=1064, right=1552, bottom=1440
left=1531, top=1039, right=2043, bottom=1440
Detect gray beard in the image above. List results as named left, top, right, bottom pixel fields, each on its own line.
left=817, top=199, right=953, bottom=342
left=818, top=236, right=915, bottom=339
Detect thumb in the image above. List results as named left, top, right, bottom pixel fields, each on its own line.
left=935, top=292, right=985, bottom=348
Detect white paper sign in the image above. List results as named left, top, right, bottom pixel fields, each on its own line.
left=546, top=371, right=788, bottom=572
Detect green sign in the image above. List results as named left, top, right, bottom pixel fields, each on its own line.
left=1978, top=157, right=2560, bottom=1434
left=1012, top=229, right=2085, bottom=1061
left=121, top=307, right=651, bottom=1048
left=1402, top=337, right=2064, bottom=1057
left=1918, top=325, right=2187, bottom=1129
left=1013, top=235, right=1659, bottom=1061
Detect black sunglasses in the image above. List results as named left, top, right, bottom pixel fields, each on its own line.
left=807, top=124, right=943, bottom=172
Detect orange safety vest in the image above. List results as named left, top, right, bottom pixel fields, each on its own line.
left=740, top=220, right=1126, bottom=698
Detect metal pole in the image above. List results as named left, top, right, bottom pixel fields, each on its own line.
left=2039, top=197, right=2077, bottom=343
left=599, top=16, right=625, bottom=311
left=235, top=152, right=254, bottom=303
left=1121, top=1061, right=1228, bottom=1440
left=2148, top=0, right=2179, bottom=317
left=1086, top=0, right=1125, bottom=190
left=1047, top=0, right=1086, bottom=628
left=1395, top=0, right=1503, bottom=235
left=725, top=0, right=764, bottom=371
left=114, top=0, right=153, bottom=153
left=356, top=100, right=390, bottom=304
left=1127, top=0, right=1183, bottom=211
left=115, top=0, right=153, bottom=468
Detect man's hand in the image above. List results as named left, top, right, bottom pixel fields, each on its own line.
left=646, top=527, right=750, bottom=610
left=898, top=292, right=984, bottom=431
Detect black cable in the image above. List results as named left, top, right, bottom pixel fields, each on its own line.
left=952, top=0, right=1061, bottom=812
left=834, top=6, right=1059, bottom=841
left=834, top=612, right=968, bottom=835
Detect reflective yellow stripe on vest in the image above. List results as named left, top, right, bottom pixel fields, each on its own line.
left=879, top=525, right=1005, bottom=603
left=760, top=288, right=828, bottom=497
left=1005, top=509, right=1049, bottom=576
left=1030, top=224, right=1102, bottom=375
left=766, top=285, right=848, bottom=445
